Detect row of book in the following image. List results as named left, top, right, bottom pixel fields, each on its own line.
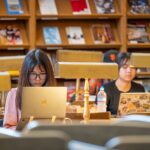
left=43, top=24, right=115, bottom=45
left=0, top=23, right=150, bottom=45
left=39, top=0, right=115, bottom=15
left=43, top=23, right=150, bottom=45
left=4, top=0, right=150, bottom=15
left=3, top=0, right=115, bottom=15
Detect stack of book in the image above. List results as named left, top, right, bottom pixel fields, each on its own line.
left=128, top=23, right=149, bottom=43
left=129, top=0, right=150, bottom=14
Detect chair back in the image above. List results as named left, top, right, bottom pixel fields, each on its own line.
left=23, top=120, right=150, bottom=146
left=106, top=135, right=150, bottom=150
left=0, top=129, right=69, bottom=150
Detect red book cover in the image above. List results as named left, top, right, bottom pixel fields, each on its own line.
left=70, top=0, right=91, bottom=14
left=70, top=0, right=81, bottom=13
left=81, top=0, right=87, bottom=11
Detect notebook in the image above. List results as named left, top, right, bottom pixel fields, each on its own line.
left=21, top=87, right=67, bottom=119
left=117, top=93, right=150, bottom=116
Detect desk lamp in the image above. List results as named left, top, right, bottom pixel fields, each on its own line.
left=55, top=62, right=118, bottom=122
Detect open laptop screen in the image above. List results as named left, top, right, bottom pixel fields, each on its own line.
left=21, top=87, right=67, bottom=119
left=117, top=93, right=150, bottom=116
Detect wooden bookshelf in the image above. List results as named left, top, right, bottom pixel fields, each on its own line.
left=0, top=0, right=149, bottom=78
left=0, top=0, right=29, bottom=19
left=36, top=20, right=121, bottom=50
left=0, top=21, right=29, bottom=50
left=36, top=0, right=121, bottom=19
left=0, top=0, right=31, bottom=54
left=0, top=0, right=149, bottom=52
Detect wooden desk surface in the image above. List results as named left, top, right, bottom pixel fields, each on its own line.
left=25, top=117, right=119, bottom=126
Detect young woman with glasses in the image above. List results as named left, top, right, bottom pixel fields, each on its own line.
left=3, top=49, right=55, bottom=129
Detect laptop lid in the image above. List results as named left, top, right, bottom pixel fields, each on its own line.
left=117, top=93, right=150, bottom=116
left=21, top=87, right=67, bottom=119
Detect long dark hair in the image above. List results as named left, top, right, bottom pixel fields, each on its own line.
left=16, top=49, right=56, bottom=117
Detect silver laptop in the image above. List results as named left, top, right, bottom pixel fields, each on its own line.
left=117, top=93, right=150, bottom=116
left=21, top=87, right=67, bottom=119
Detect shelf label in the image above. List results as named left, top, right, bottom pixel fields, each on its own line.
left=46, top=47, right=61, bottom=50
left=41, top=17, right=58, bottom=20
left=7, top=47, right=24, bottom=50
left=0, top=18, right=17, bottom=20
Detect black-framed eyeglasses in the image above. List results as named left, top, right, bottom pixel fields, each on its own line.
left=29, top=72, right=47, bottom=80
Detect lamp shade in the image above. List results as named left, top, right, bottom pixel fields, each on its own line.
left=131, top=53, right=150, bottom=68
left=55, top=62, right=118, bottom=79
left=0, top=56, right=25, bottom=72
left=57, top=50, right=103, bottom=62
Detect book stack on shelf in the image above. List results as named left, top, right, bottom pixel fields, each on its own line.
left=129, top=0, right=150, bottom=14
left=94, top=0, right=115, bottom=14
left=127, top=23, right=149, bottom=44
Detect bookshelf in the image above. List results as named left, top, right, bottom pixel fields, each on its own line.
left=35, top=0, right=122, bottom=51
left=0, top=0, right=149, bottom=76
left=0, top=0, right=32, bottom=55
left=127, top=0, right=150, bottom=52
left=0, top=0, right=150, bottom=53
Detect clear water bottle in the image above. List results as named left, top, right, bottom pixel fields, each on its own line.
left=97, top=86, right=106, bottom=112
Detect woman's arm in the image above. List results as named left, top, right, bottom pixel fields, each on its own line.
left=3, top=88, right=18, bottom=130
